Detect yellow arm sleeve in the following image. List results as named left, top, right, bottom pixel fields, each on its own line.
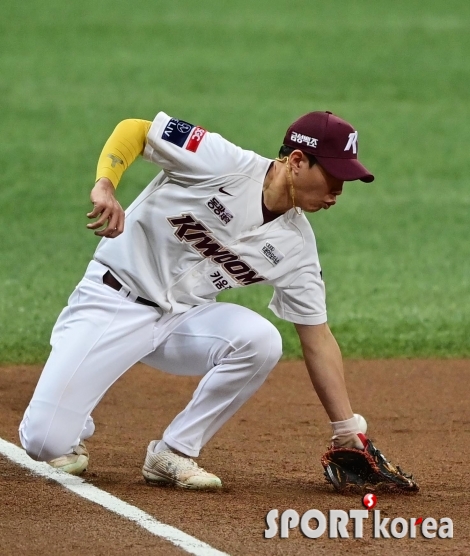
left=95, top=119, right=152, bottom=188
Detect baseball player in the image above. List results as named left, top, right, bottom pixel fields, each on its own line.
left=18, top=110, right=418, bottom=491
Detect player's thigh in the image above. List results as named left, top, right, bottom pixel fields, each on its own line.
left=141, top=302, right=282, bottom=376
left=34, top=263, right=159, bottom=403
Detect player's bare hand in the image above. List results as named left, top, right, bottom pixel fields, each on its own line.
left=87, top=178, right=125, bottom=238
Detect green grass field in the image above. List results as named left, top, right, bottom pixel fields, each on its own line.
left=1, top=0, right=469, bottom=362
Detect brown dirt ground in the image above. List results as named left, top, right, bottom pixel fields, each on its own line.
left=0, top=360, right=469, bottom=556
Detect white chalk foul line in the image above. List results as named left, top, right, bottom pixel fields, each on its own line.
left=0, top=438, right=230, bottom=556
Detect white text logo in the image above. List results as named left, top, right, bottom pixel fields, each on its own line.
left=264, top=509, right=453, bottom=539
left=290, top=131, right=318, bottom=148
left=344, top=131, right=358, bottom=154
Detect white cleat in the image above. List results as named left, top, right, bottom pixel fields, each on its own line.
left=142, top=441, right=222, bottom=490
left=48, top=442, right=89, bottom=476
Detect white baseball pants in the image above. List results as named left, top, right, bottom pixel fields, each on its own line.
left=19, top=261, right=282, bottom=460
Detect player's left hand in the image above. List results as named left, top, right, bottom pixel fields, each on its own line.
left=321, top=439, right=419, bottom=493
left=87, top=178, right=125, bottom=238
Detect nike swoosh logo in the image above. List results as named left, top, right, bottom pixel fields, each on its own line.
left=218, top=186, right=233, bottom=196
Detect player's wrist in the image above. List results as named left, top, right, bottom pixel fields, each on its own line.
left=94, top=177, right=116, bottom=190
left=330, top=415, right=359, bottom=435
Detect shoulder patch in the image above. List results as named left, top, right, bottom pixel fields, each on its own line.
left=186, top=126, right=206, bottom=152
left=162, top=118, right=194, bottom=147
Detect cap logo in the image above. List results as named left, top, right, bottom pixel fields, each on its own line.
left=344, top=131, right=358, bottom=154
left=290, top=131, right=318, bottom=148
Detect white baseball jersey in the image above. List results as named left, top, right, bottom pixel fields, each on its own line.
left=94, top=112, right=327, bottom=325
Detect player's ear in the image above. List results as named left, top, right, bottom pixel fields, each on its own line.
left=288, top=149, right=304, bottom=172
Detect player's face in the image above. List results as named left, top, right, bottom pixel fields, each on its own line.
left=293, top=158, right=344, bottom=213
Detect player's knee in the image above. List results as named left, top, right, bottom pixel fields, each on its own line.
left=262, top=322, right=283, bottom=368
left=19, top=410, right=75, bottom=462
left=242, top=318, right=283, bottom=369
left=24, top=445, right=43, bottom=461
left=23, top=433, right=69, bottom=462
left=20, top=424, right=49, bottom=461
left=19, top=412, right=39, bottom=460
left=20, top=426, right=48, bottom=461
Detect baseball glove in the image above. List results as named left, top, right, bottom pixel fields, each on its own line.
left=321, top=439, right=419, bottom=493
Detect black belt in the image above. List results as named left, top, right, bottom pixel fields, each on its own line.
left=102, top=271, right=159, bottom=308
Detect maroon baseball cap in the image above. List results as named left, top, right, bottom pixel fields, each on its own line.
left=283, top=111, right=374, bottom=182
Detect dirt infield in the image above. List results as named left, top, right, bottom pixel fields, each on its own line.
left=1, top=360, right=469, bottom=555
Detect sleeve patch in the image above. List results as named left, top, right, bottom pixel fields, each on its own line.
left=161, top=118, right=206, bottom=152
left=186, top=126, right=207, bottom=152
left=161, top=118, right=195, bottom=147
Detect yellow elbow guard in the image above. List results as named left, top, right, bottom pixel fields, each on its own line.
left=96, top=119, right=152, bottom=188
